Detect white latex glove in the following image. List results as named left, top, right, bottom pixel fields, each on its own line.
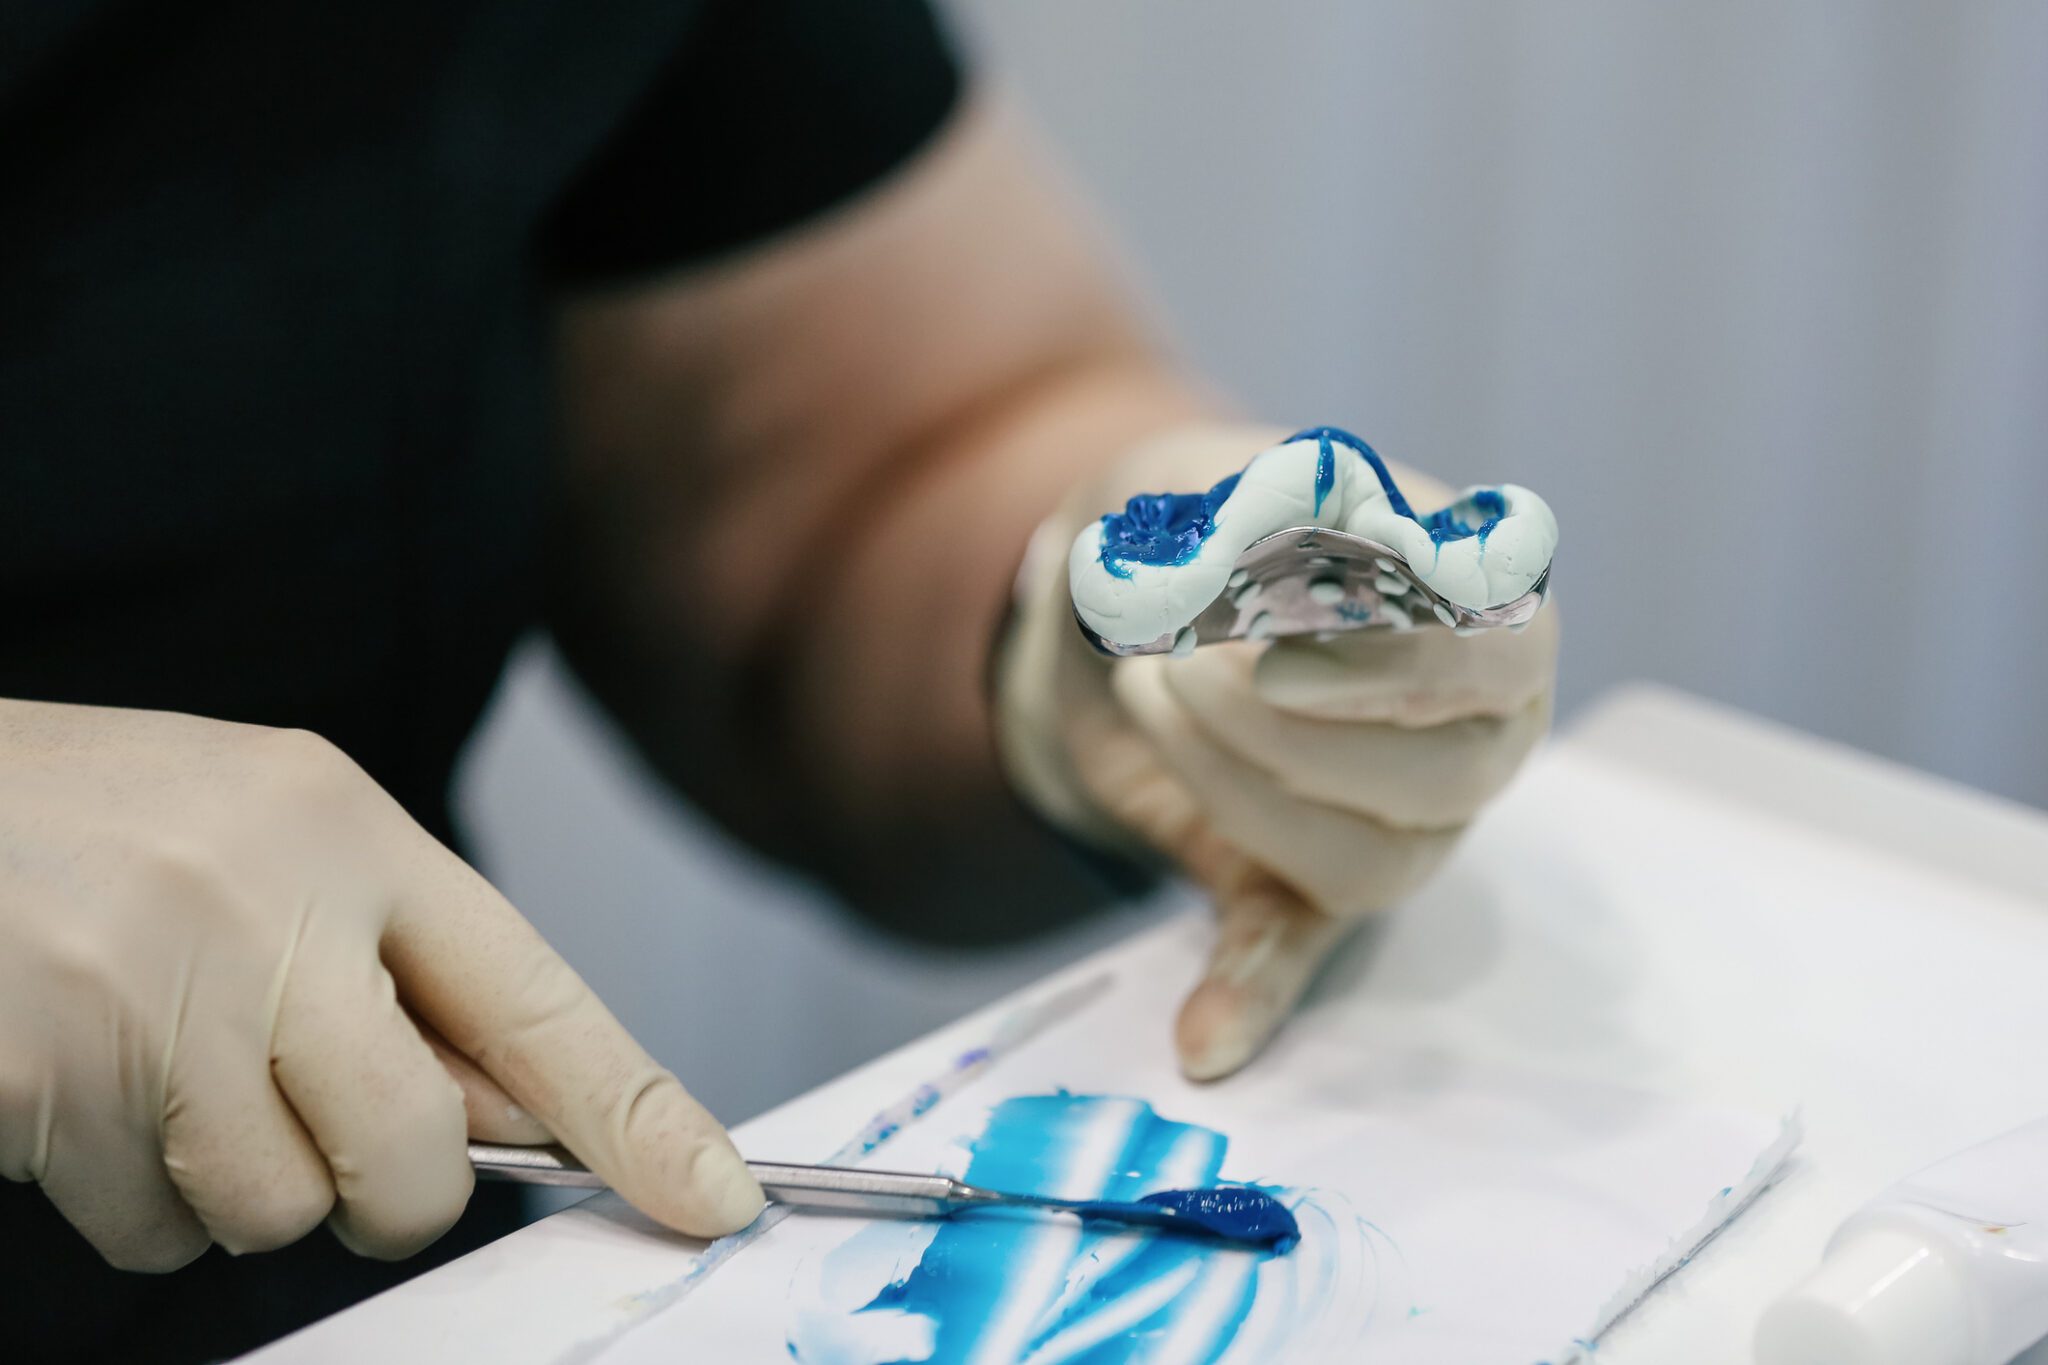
left=998, top=425, right=1558, bottom=1080
left=0, top=699, right=762, bottom=1271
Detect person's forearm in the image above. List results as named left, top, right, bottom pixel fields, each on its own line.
left=547, top=102, right=1214, bottom=937
left=774, top=358, right=1212, bottom=930
left=556, top=344, right=1215, bottom=938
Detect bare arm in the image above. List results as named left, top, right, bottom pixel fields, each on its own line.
left=548, top=101, right=1210, bottom=938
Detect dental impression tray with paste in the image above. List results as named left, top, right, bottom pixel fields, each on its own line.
left=1069, top=426, right=1557, bottom=657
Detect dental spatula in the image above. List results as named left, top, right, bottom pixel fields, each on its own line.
left=468, top=1141, right=1299, bottom=1250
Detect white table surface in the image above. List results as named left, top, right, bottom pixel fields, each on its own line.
left=250, top=684, right=2048, bottom=1364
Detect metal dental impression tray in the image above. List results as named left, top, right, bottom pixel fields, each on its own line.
left=1076, top=526, right=1551, bottom=658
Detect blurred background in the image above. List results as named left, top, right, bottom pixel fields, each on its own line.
left=459, top=2, right=2048, bottom=1137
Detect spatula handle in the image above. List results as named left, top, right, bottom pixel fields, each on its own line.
left=469, top=1141, right=606, bottom=1188
left=468, top=1143, right=964, bottom=1217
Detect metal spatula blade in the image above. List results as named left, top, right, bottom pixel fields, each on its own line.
left=468, top=1142, right=1296, bottom=1249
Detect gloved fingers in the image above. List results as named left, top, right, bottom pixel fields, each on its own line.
left=1062, top=685, right=1212, bottom=863
left=1252, top=606, right=1560, bottom=726
left=1055, top=650, right=1349, bottom=1080
left=1163, top=644, right=1550, bottom=829
left=160, top=1029, right=336, bottom=1255
left=1109, top=657, right=1465, bottom=915
left=410, top=1012, right=555, bottom=1145
left=38, top=1118, right=210, bottom=1273
left=1175, top=873, right=1351, bottom=1081
left=999, top=429, right=1284, bottom=854
left=996, top=511, right=1161, bottom=853
left=270, top=948, right=473, bottom=1260
left=382, top=846, right=762, bottom=1239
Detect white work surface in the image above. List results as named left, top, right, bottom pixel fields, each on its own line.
left=252, top=685, right=2048, bottom=1364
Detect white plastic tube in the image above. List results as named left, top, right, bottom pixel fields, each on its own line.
left=1756, top=1117, right=2048, bottom=1365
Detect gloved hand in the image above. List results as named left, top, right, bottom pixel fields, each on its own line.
left=997, top=425, right=1558, bottom=1080
left=0, top=698, right=761, bottom=1271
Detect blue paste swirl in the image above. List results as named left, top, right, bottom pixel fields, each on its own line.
left=792, top=1094, right=1301, bottom=1364
left=1097, top=426, right=1504, bottom=579
left=1096, top=473, right=1242, bottom=579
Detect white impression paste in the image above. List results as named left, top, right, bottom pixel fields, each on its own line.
left=1069, top=428, right=1558, bottom=650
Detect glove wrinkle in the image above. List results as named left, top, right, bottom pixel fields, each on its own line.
left=156, top=944, right=198, bottom=1144
left=262, top=894, right=317, bottom=1058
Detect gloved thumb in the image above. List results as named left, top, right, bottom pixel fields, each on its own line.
left=1043, top=648, right=1356, bottom=1081
left=382, top=843, right=764, bottom=1238
left=1174, top=856, right=1350, bottom=1081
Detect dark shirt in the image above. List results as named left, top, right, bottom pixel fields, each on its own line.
left=0, top=1, right=958, bottom=1358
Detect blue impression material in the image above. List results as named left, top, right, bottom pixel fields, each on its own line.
left=793, top=1093, right=1298, bottom=1364
left=1073, top=1186, right=1300, bottom=1251
left=1418, top=487, right=1506, bottom=547
left=1097, top=473, right=1242, bottom=579
left=1290, top=425, right=1416, bottom=520
left=1289, top=426, right=1506, bottom=547
left=1097, top=426, right=1505, bottom=578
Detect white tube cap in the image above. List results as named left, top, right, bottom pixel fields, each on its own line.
left=1754, top=1227, right=1973, bottom=1365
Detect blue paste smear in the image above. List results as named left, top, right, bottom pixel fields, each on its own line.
left=1292, top=427, right=1506, bottom=549
left=1295, top=425, right=1416, bottom=521
left=1097, top=473, right=1242, bottom=579
left=1075, top=1186, right=1300, bottom=1251
left=1096, top=425, right=1504, bottom=578
left=797, top=1094, right=1294, bottom=1365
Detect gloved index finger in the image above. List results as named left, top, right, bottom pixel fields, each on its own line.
left=1176, top=865, right=1351, bottom=1082
left=378, top=841, right=763, bottom=1239
left=1166, top=643, right=1550, bottom=830
left=1252, top=606, right=1559, bottom=727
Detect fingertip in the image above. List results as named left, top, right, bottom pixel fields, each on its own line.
left=1177, top=882, right=1353, bottom=1082
left=688, top=1142, right=766, bottom=1238
left=96, top=1224, right=213, bottom=1275
left=1174, top=974, right=1279, bottom=1082
left=627, top=1133, right=763, bottom=1240
left=600, top=1075, right=763, bottom=1239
